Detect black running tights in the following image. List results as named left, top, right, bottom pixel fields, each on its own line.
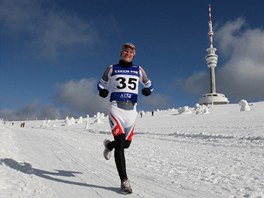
left=107, top=134, right=131, bottom=182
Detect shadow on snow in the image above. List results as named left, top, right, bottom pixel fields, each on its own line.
left=0, top=158, right=120, bottom=193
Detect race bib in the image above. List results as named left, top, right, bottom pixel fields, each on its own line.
left=110, top=65, right=140, bottom=102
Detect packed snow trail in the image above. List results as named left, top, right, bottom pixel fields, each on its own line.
left=1, top=125, right=218, bottom=198
left=1, top=126, right=137, bottom=198
left=1, top=124, right=264, bottom=198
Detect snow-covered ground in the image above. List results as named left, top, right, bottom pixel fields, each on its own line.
left=1, top=102, right=264, bottom=198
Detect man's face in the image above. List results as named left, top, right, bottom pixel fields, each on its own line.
left=121, top=48, right=134, bottom=62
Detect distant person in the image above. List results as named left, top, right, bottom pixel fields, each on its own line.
left=97, top=42, right=154, bottom=194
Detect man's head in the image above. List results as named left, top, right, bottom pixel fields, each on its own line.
left=120, top=43, right=136, bottom=62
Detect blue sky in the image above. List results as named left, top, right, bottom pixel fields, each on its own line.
left=1, top=0, right=264, bottom=120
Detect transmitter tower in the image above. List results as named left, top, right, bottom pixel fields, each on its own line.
left=199, top=4, right=229, bottom=105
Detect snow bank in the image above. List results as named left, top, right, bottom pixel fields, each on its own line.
left=64, top=116, right=85, bottom=125
left=0, top=118, right=3, bottom=129
left=93, top=112, right=106, bottom=124
left=239, top=99, right=251, bottom=111
left=195, top=103, right=210, bottom=115
left=178, top=104, right=209, bottom=115
left=178, top=106, right=193, bottom=114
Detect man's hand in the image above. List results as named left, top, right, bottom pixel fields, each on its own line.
left=99, top=89, right=109, bottom=98
left=141, top=88, right=151, bottom=96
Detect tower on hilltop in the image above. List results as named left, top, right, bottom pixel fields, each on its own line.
left=199, top=4, right=229, bottom=105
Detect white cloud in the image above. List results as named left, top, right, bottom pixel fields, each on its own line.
left=217, top=19, right=264, bottom=101
left=140, top=93, right=172, bottom=110
left=0, top=78, right=108, bottom=120
left=182, top=18, right=264, bottom=102
left=0, top=0, right=98, bottom=58
left=0, top=100, right=66, bottom=120
left=54, top=78, right=108, bottom=116
left=182, top=71, right=208, bottom=95
left=35, top=10, right=98, bottom=58
left=0, top=0, right=40, bottom=31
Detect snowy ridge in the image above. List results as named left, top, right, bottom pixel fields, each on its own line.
left=90, top=129, right=264, bottom=146
left=1, top=101, right=264, bottom=197
left=168, top=131, right=264, bottom=144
